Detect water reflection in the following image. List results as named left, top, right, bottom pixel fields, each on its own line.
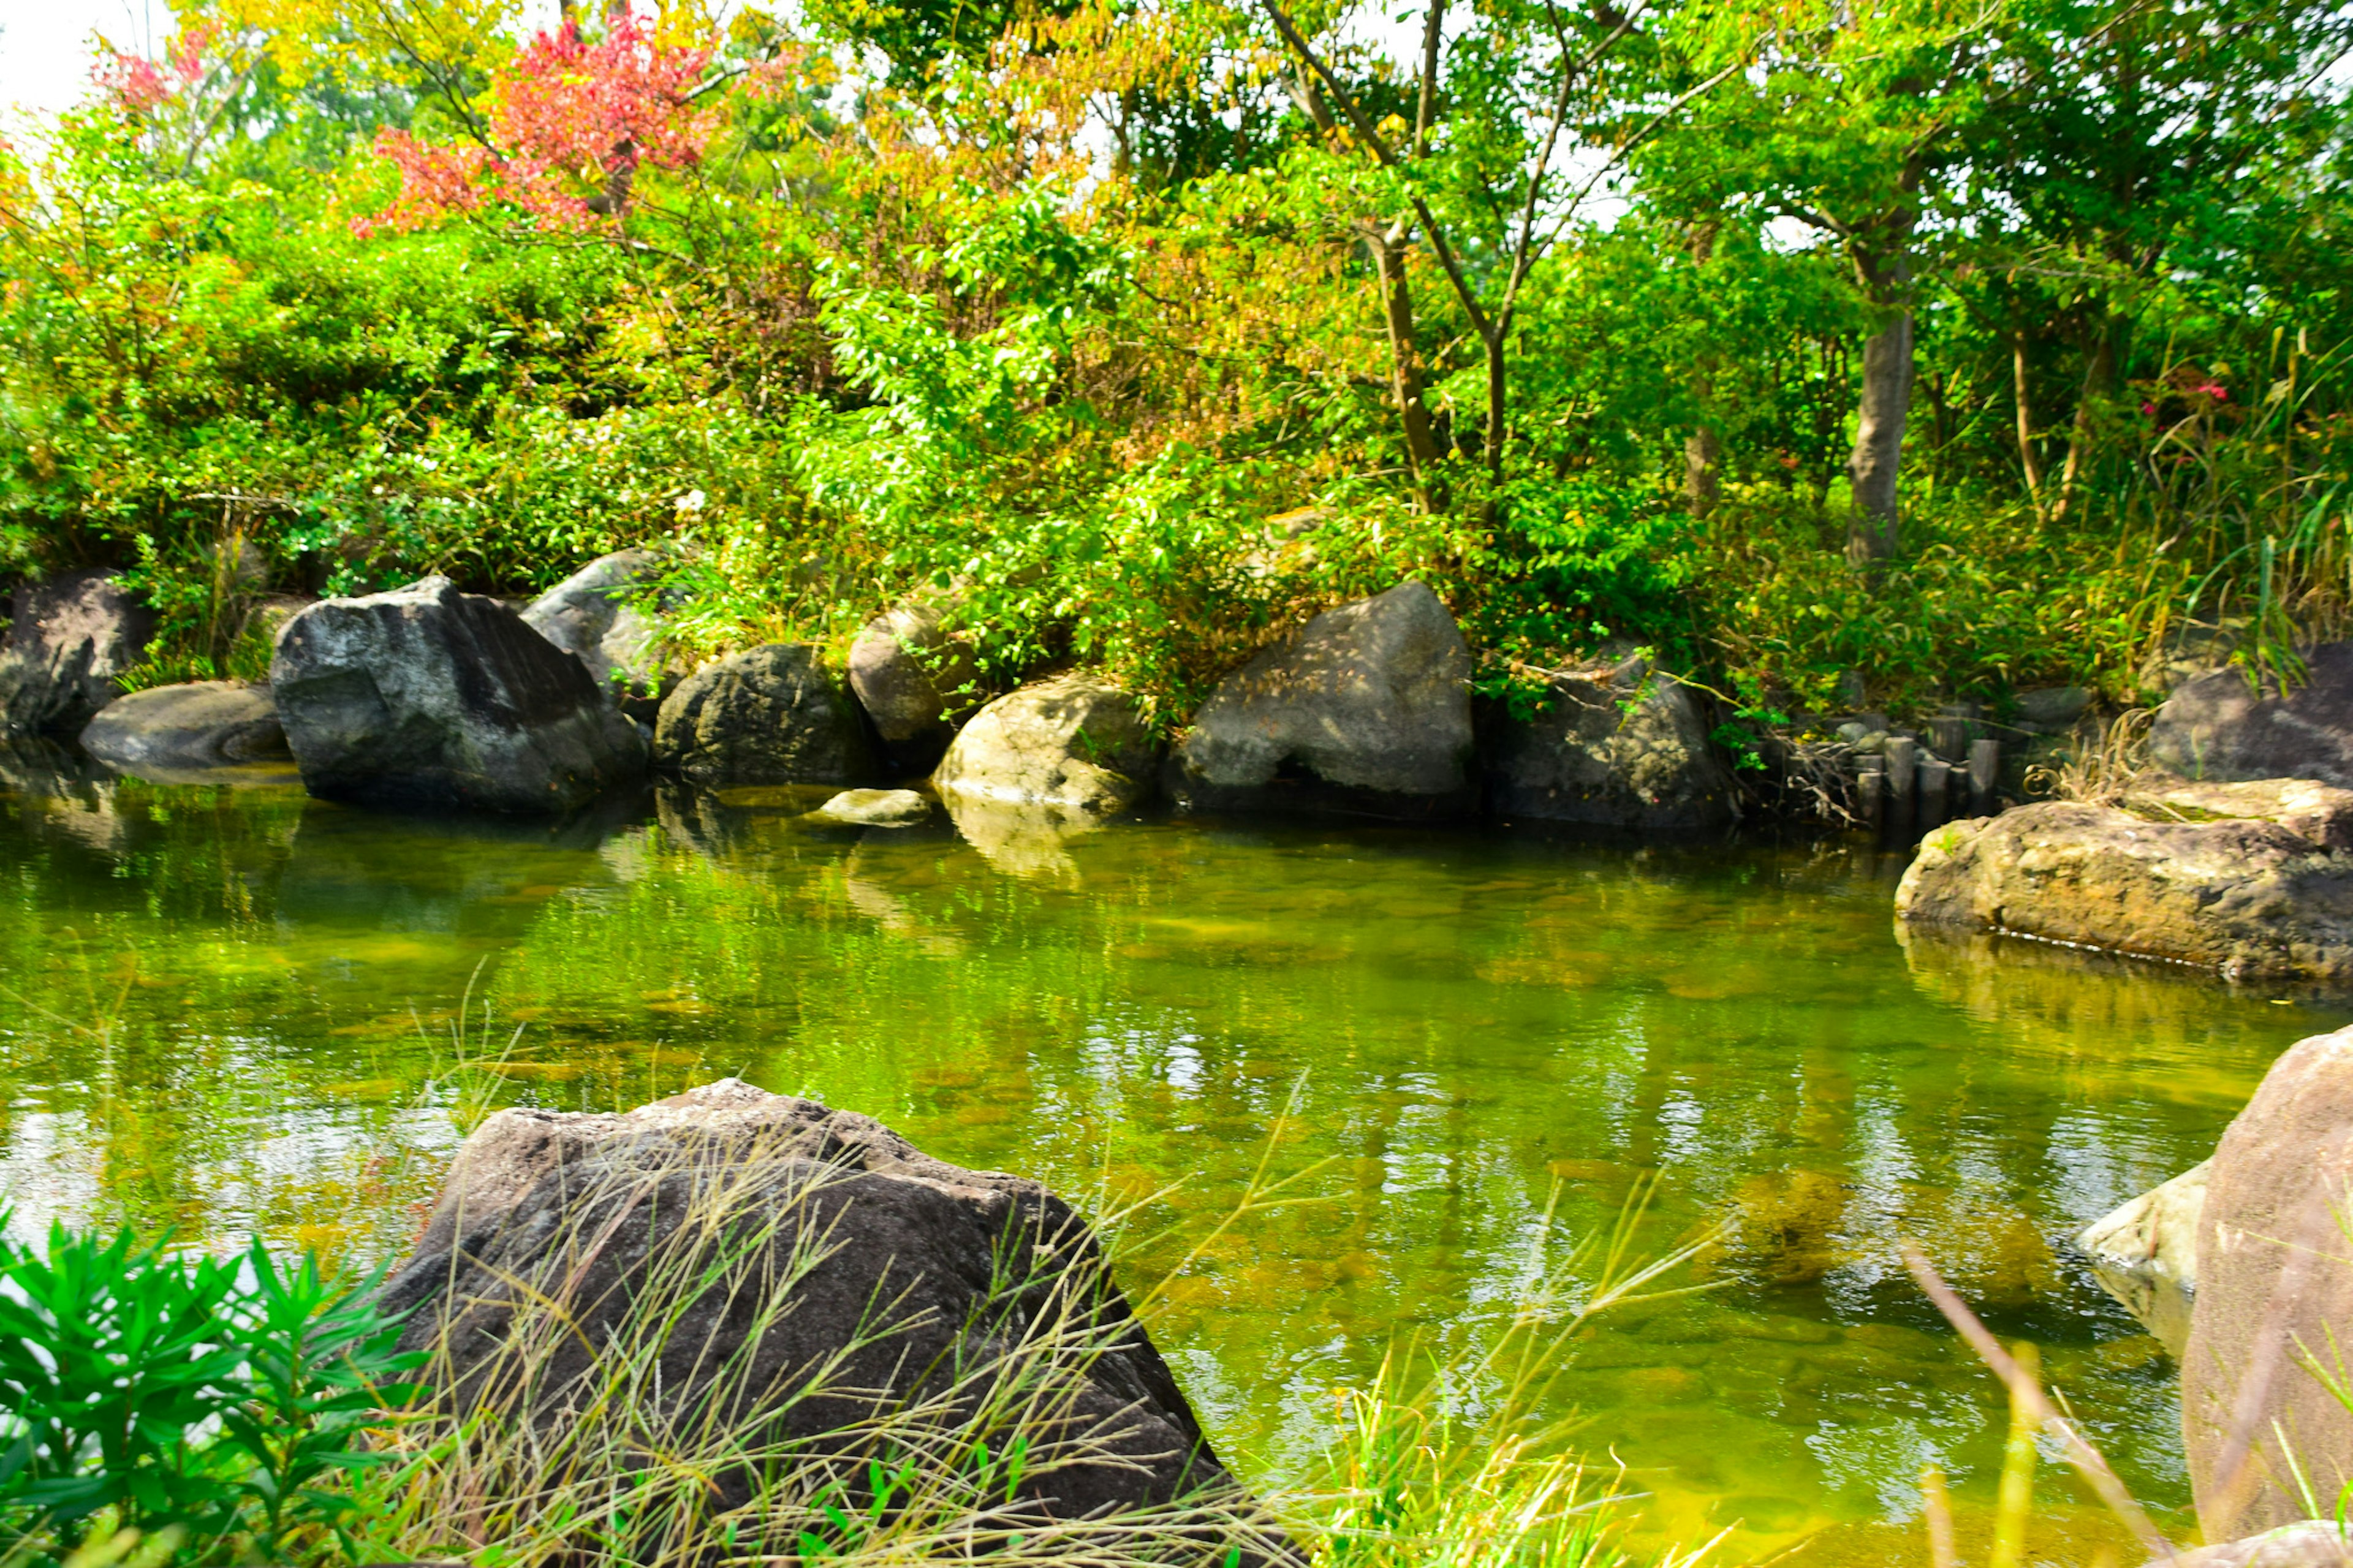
left=0, top=778, right=2336, bottom=1562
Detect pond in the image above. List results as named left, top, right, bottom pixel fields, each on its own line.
left=0, top=757, right=2335, bottom=1566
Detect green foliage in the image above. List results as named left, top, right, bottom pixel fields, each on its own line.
left=0, top=1221, right=423, bottom=1564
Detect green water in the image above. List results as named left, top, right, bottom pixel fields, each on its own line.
left=0, top=763, right=2338, bottom=1563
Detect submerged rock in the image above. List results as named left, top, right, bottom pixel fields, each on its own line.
left=2077, top=1161, right=2207, bottom=1354
left=1477, top=653, right=1735, bottom=831
left=519, top=548, right=686, bottom=721
left=936, top=673, right=1158, bottom=817
left=378, top=1080, right=1260, bottom=1531
left=272, top=575, right=646, bottom=814
left=2169, top=1522, right=2353, bottom=1568
left=2185, top=1025, right=2353, bottom=1539
left=0, top=572, right=156, bottom=735
left=653, top=644, right=876, bottom=786
left=1895, top=800, right=2353, bottom=985
left=2152, top=643, right=2353, bottom=787
left=848, top=603, right=979, bottom=772
left=805, top=787, right=933, bottom=828
left=1168, top=581, right=1474, bottom=818
left=80, top=681, right=288, bottom=778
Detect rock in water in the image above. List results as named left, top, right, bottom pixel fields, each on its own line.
left=1167, top=581, right=1473, bottom=817
left=2167, top=1523, right=2353, bottom=1568
left=1477, top=653, right=1735, bottom=831
left=0, top=572, right=156, bottom=735
left=519, top=548, right=684, bottom=721
left=2077, top=1161, right=2207, bottom=1354
left=654, top=644, right=877, bottom=785
left=804, top=787, right=934, bottom=828
left=1895, top=797, right=2353, bottom=985
left=2184, top=1026, right=2353, bottom=1539
left=378, top=1080, right=1261, bottom=1533
left=80, top=681, right=287, bottom=777
left=935, top=673, right=1159, bottom=816
left=2153, top=643, right=2353, bottom=787
left=849, top=603, right=979, bottom=771
left=271, top=576, right=646, bottom=814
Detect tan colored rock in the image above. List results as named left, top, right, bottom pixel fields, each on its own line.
left=2122, top=776, right=2353, bottom=852
left=2079, top=1161, right=2207, bottom=1353
left=847, top=602, right=978, bottom=771
left=1895, top=801, right=2353, bottom=984
left=934, top=673, right=1158, bottom=817
left=2183, top=1026, right=2353, bottom=1539
left=2164, top=1521, right=2353, bottom=1568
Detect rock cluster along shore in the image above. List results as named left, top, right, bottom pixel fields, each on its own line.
left=0, top=556, right=1743, bottom=836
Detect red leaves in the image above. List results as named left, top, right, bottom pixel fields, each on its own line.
left=96, top=24, right=214, bottom=115
left=358, top=7, right=716, bottom=235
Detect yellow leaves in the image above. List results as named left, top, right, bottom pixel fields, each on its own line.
left=180, top=0, right=523, bottom=94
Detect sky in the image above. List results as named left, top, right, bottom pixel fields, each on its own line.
left=0, top=0, right=178, bottom=120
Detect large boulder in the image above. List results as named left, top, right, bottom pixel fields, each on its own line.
left=271, top=575, right=646, bottom=814
left=2077, top=1161, right=2207, bottom=1354
left=1477, top=654, right=1735, bottom=831
left=2153, top=643, right=2353, bottom=787
left=377, top=1080, right=1262, bottom=1537
left=653, top=645, right=877, bottom=786
left=79, top=681, right=287, bottom=778
left=519, top=548, right=686, bottom=722
left=0, top=572, right=156, bottom=735
left=1167, top=581, right=1474, bottom=818
left=848, top=603, right=979, bottom=772
left=1895, top=795, right=2353, bottom=985
left=935, top=673, right=1159, bottom=817
left=2184, top=1026, right=2353, bottom=1540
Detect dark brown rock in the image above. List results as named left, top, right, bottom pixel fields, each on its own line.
left=2153, top=644, right=2353, bottom=787
left=271, top=576, right=646, bottom=814
left=1477, top=653, right=1735, bottom=831
left=79, top=681, right=287, bottom=778
left=0, top=572, right=156, bottom=735
left=1167, top=581, right=1473, bottom=818
left=2184, top=1027, right=2353, bottom=1539
left=1894, top=801, right=2353, bottom=984
left=379, top=1080, right=1255, bottom=1529
left=653, top=644, right=877, bottom=786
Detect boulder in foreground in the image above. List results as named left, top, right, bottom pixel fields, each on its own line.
left=0, top=572, right=156, bottom=736
left=1167, top=581, right=1473, bottom=818
left=1477, top=653, right=1735, bottom=831
left=2151, top=643, right=2353, bottom=787
left=80, top=681, right=287, bottom=777
left=654, top=643, right=877, bottom=786
left=2184, top=1026, right=2353, bottom=1540
left=272, top=575, right=646, bottom=814
left=378, top=1079, right=1260, bottom=1534
left=2167, top=1522, right=2353, bottom=1568
left=1895, top=795, right=2353, bottom=985
left=936, top=673, right=1159, bottom=817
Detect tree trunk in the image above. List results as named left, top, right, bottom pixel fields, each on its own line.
left=1368, top=228, right=1442, bottom=495
left=2053, top=312, right=2124, bottom=522
left=1685, top=428, right=1722, bottom=517
left=2012, top=329, right=2046, bottom=517
left=1846, top=305, right=1913, bottom=565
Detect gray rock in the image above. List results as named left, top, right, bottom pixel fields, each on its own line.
left=2121, top=775, right=2353, bottom=852
left=805, top=787, right=934, bottom=828
left=2012, top=685, right=2092, bottom=732
left=654, top=645, right=877, bottom=786
left=377, top=1080, right=1257, bottom=1530
left=0, top=572, right=156, bottom=735
left=80, top=681, right=287, bottom=777
left=1477, top=654, right=1736, bottom=831
left=271, top=575, right=646, bottom=814
left=2165, top=1523, right=2353, bottom=1568
left=847, top=603, right=979, bottom=771
left=2152, top=644, right=2353, bottom=787
left=519, top=548, right=685, bottom=721
left=1167, top=581, right=1473, bottom=817
left=2077, top=1161, right=2207, bottom=1354
left=1895, top=800, right=2353, bottom=985
left=936, top=673, right=1159, bottom=816
left=2185, top=1026, right=2353, bottom=1539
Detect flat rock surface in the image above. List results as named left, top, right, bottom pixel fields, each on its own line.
left=1479, top=654, right=1735, bottom=831
left=379, top=1079, right=1251, bottom=1528
left=653, top=644, right=876, bottom=786
left=935, top=673, right=1158, bottom=816
left=272, top=575, right=646, bottom=814
left=2153, top=644, right=2353, bottom=787
left=0, top=572, right=156, bottom=736
left=1895, top=800, right=2353, bottom=984
left=2121, top=775, right=2353, bottom=851
left=80, top=681, right=287, bottom=776
left=2186, top=1027, right=2353, bottom=1539
left=1169, top=581, right=1472, bottom=817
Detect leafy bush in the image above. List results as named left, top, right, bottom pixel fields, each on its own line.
left=0, top=1221, right=423, bottom=1565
